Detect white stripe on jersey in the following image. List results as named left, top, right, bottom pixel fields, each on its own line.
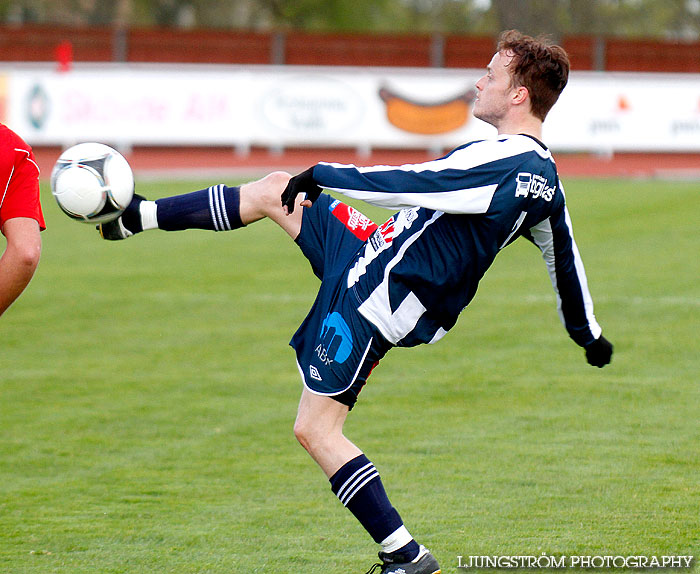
left=500, top=210, right=528, bottom=249
left=0, top=148, right=35, bottom=209
left=15, top=148, right=40, bottom=175
left=0, top=165, right=14, bottom=210
left=428, top=327, right=448, bottom=344
left=529, top=215, right=602, bottom=339
left=358, top=211, right=442, bottom=345
left=319, top=135, right=549, bottom=215
left=324, top=183, right=497, bottom=215
left=322, top=134, right=551, bottom=178
left=562, top=205, right=602, bottom=339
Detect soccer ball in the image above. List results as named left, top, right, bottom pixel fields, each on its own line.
left=51, top=142, right=134, bottom=224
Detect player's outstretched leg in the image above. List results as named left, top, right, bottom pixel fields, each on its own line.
left=294, top=390, right=441, bottom=574
left=99, top=171, right=304, bottom=240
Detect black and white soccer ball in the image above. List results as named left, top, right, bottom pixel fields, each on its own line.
left=51, top=142, right=134, bottom=224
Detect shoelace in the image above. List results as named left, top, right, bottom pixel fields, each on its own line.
left=364, top=562, right=385, bottom=574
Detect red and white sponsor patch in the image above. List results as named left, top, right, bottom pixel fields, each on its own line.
left=376, top=218, right=394, bottom=243
left=330, top=201, right=378, bottom=241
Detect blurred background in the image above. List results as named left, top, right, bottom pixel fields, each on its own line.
left=2, top=0, right=700, bottom=67
left=0, top=0, right=699, bottom=177
left=3, top=0, right=700, bottom=37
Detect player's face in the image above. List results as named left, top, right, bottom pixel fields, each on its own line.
left=473, top=51, right=516, bottom=128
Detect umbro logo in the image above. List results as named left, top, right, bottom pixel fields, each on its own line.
left=309, top=365, right=323, bottom=381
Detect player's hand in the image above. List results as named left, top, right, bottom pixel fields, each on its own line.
left=281, top=167, right=322, bottom=215
left=585, top=335, right=613, bottom=368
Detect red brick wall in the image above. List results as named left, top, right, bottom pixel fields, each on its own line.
left=1, top=26, right=699, bottom=73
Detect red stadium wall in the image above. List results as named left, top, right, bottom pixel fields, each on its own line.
left=127, top=28, right=275, bottom=64
left=284, top=32, right=434, bottom=67
left=605, top=37, right=700, bottom=72
left=0, top=25, right=114, bottom=62
left=442, top=35, right=499, bottom=68
left=1, top=25, right=700, bottom=72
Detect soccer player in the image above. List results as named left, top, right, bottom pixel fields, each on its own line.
left=0, top=124, right=44, bottom=318
left=99, top=30, right=613, bottom=574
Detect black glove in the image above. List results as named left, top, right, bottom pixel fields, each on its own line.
left=281, top=167, right=322, bottom=214
left=585, top=335, right=613, bottom=368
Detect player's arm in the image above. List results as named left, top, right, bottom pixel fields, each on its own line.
left=0, top=217, right=42, bottom=317
left=0, top=137, right=44, bottom=317
left=524, top=204, right=613, bottom=367
left=282, top=140, right=515, bottom=215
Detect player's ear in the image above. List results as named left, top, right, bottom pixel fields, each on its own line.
left=511, top=85, right=529, bottom=106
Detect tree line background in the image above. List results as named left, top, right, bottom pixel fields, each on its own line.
left=2, top=0, right=700, bottom=40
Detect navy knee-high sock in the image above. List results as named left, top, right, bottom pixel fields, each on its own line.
left=330, top=454, right=420, bottom=559
left=155, top=184, right=243, bottom=231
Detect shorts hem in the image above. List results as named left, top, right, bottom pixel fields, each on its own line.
left=295, top=358, right=355, bottom=398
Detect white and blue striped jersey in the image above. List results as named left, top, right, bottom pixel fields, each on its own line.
left=312, top=134, right=602, bottom=348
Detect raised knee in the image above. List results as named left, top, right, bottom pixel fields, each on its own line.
left=257, top=171, right=292, bottom=208
left=263, top=170, right=292, bottom=190
left=240, top=170, right=293, bottom=221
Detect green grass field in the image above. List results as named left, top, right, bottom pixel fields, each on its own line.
left=2, top=177, right=698, bottom=573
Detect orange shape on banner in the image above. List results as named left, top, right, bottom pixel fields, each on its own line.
left=380, top=87, right=476, bottom=135
left=617, top=95, right=631, bottom=111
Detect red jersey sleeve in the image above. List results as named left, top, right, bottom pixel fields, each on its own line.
left=0, top=124, right=45, bottom=231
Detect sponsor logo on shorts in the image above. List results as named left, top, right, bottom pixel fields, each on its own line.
left=316, top=312, right=353, bottom=366
left=309, top=365, right=323, bottom=381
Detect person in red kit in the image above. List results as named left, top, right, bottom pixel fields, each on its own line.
left=0, top=124, right=44, bottom=318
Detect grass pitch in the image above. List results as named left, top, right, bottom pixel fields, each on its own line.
left=1, top=177, right=698, bottom=573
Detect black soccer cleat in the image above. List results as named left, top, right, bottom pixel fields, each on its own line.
left=98, top=216, right=133, bottom=240
left=97, top=194, right=145, bottom=240
left=365, top=545, right=441, bottom=574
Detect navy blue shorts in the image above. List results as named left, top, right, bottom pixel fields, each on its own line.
left=291, top=194, right=392, bottom=409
